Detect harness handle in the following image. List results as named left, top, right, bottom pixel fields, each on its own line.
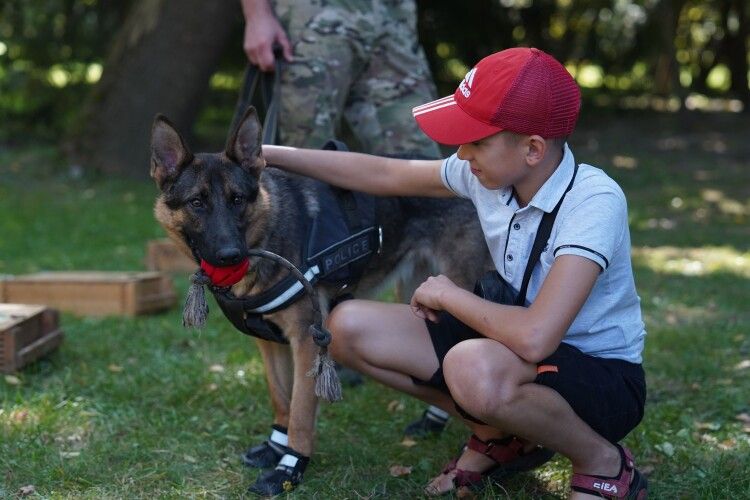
left=230, top=46, right=283, bottom=145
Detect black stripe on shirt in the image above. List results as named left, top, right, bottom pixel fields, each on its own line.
left=554, top=244, right=609, bottom=269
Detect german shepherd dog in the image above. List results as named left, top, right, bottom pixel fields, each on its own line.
left=150, top=107, right=491, bottom=495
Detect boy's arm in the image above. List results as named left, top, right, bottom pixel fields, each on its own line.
left=411, top=255, right=600, bottom=363
left=263, top=145, right=453, bottom=197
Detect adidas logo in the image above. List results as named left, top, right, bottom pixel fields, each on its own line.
left=458, top=68, right=477, bottom=98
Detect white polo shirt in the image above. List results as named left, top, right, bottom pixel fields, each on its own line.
left=441, top=144, right=646, bottom=363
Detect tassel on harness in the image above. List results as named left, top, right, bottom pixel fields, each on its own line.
left=180, top=250, right=343, bottom=402
left=183, top=269, right=211, bottom=328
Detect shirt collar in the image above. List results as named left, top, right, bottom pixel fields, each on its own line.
left=527, top=143, right=576, bottom=213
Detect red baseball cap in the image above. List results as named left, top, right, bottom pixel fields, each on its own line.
left=413, top=47, right=581, bottom=145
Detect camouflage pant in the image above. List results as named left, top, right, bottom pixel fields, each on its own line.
left=270, top=0, right=441, bottom=157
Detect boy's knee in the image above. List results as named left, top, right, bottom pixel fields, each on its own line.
left=443, top=339, right=526, bottom=418
left=326, top=300, right=366, bottom=359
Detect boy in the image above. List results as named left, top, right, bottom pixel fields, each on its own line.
left=263, top=47, right=647, bottom=498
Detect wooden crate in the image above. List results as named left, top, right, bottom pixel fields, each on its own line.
left=0, top=304, right=63, bottom=374
left=0, top=272, right=177, bottom=316
left=144, top=238, right=196, bottom=272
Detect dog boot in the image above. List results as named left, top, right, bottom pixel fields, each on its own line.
left=248, top=449, right=309, bottom=496
left=242, top=424, right=290, bottom=469
left=404, top=406, right=450, bottom=438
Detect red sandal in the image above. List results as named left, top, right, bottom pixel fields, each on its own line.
left=429, top=434, right=555, bottom=493
left=570, top=444, right=648, bottom=499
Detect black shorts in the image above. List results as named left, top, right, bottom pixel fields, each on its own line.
left=413, top=311, right=646, bottom=444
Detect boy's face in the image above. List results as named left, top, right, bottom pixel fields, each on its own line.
left=456, top=131, right=528, bottom=190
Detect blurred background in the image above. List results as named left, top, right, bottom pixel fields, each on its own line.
left=1, top=0, right=748, bottom=176
left=1, top=2, right=748, bottom=498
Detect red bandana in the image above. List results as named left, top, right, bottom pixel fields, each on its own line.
left=200, top=258, right=250, bottom=287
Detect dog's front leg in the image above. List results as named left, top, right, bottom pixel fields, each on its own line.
left=247, top=316, right=320, bottom=496
left=286, top=331, right=320, bottom=457
left=255, top=338, right=293, bottom=427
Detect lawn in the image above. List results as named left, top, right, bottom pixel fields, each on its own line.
left=1, top=110, right=749, bottom=499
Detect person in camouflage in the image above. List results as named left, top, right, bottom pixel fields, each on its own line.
left=240, top=0, right=441, bottom=157
left=239, top=0, right=448, bottom=450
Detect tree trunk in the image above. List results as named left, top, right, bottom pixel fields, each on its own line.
left=653, top=0, right=685, bottom=98
left=721, top=0, right=750, bottom=109
left=73, top=0, right=240, bottom=178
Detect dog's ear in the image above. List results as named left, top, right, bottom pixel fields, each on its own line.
left=226, top=106, right=263, bottom=176
left=150, top=114, right=193, bottom=188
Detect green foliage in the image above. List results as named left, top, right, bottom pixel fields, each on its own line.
left=2, top=0, right=750, bottom=145
left=0, top=0, right=131, bottom=141
left=1, top=112, right=749, bottom=497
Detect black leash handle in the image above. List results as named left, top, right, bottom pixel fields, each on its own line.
left=230, top=47, right=283, bottom=145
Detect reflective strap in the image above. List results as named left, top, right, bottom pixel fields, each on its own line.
left=270, top=429, right=288, bottom=447
left=277, top=453, right=299, bottom=469
left=249, top=265, right=320, bottom=313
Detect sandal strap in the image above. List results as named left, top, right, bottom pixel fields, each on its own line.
left=467, top=434, right=525, bottom=464
left=453, top=468, right=484, bottom=488
left=570, top=445, right=635, bottom=498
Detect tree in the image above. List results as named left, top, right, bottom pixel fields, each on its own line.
left=74, top=0, right=240, bottom=178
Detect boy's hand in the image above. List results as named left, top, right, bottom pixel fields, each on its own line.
left=410, top=275, right=458, bottom=322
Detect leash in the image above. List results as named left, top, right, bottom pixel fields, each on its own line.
left=181, top=249, right=342, bottom=402
left=230, top=48, right=282, bottom=145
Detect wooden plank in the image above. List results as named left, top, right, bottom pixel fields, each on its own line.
left=0, top=272, right=177, bottom=316
left=144, top=239, right=196, bottom=272
left=0, top=304, right=63, bottom=373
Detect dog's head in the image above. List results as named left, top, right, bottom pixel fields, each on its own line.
left=150, top=107, right=267, bottom=268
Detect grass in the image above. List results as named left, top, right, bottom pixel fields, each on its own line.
left=1, top=110, right=749, bottom=499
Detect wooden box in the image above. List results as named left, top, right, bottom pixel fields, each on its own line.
left=0, top=304, right=63, bottom=374
left=0, top=272, right=177, bottom=317
left=145, top=238, right=196, bottom=272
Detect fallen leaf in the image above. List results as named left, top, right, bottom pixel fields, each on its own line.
left=695, top=422, right=721, bottom=431
left=742, top=425, right=750, bottom=434
left=387, top=400, right=405, bottom=412
left=17, top=485, right=35, bottom=496
left=456, top=486, right=477, bottom=499
left=389, top=464, right=412, bottom=477
left=735, top=413, right=750, bottom=424
left=400, top=437, right=417, bottom=448
left=698, top=433, right=717, bottom=444
left=207, top=383, right=218, bottom=391
left=718, top=438, right=736, bottom=450
left=60, top=451, right=80, bottom=458
left=656, top=442, right=675, bottom=457
left=734, top=360, right=750, bottom=370
left=690, top=382, right=701, bottom=391
left=184, top=454, right=197, bottom=463
left=108, top=364, right=123, bottom=373
left=209, top=364, right=225, bottom=373
left=4, top=375, right=21, bottom=385
left=11, top=410, right=28, bottom=423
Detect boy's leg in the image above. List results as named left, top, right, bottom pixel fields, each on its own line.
left=326, top=299, right=455, bottom=411
left=442, top=338, right=637, bottom=492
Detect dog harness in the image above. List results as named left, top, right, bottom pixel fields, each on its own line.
left=210, top=141, right=382, bottom=344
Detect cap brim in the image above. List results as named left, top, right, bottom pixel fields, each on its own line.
left=412, top=95, right=502, bottom=146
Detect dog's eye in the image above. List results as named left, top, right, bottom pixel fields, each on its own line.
left=189, top=198, right=203, bottom=208
left=232, top=195, right=243, bottom=206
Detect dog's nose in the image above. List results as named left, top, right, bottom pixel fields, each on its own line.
left=216, top=247, right=242, bottom=265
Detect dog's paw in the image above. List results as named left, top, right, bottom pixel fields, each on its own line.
left=248, top=452, right=309, bottom=496
left=242, top=440, right=287, bottom=469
